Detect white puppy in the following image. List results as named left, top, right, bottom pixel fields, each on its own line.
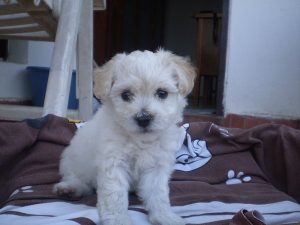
left=54, top=49, right=196, bottom=225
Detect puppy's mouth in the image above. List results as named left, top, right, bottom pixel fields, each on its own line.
left=139, top=127, right=153, bottom=133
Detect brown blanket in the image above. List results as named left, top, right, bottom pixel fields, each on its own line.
left=0, top=115, right=299, bottom=225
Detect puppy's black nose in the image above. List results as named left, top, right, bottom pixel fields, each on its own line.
left=135, top=110, right=153, bottom=128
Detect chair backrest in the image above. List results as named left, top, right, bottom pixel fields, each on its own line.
left=0, top=0, right=57, bottom=41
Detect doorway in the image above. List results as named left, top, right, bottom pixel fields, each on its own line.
left=93, top=0, right=228, bottom=115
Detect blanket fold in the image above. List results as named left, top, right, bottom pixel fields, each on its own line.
left=181, top=122, right=300, bottom=202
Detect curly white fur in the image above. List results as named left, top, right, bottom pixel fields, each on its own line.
left=54, top=49, right=196, bottom=225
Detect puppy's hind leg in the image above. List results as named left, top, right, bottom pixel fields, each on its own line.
left=53, top=175, right=93, bottom=198
left=53, top=157, right=93, bottom=197
left=54, top=142, right=94, bottom=198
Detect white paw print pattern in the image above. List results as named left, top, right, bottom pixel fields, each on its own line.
left=226, top=170, right=252, bottom=185
left=9, top=186, right=34, bottom=198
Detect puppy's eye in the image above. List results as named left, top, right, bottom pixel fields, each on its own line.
left=155, top=89, right=168, bottom=100
left=121, top=90, right=134, bottom=102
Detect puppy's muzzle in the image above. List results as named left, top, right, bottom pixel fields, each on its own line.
left=134, top=110, right=154, bottom=128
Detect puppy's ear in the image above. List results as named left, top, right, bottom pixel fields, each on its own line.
left=93, top=53, right=126, bottom=101
left=157, top=49, right=197, bottom=97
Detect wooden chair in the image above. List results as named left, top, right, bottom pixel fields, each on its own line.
left=0, top=0, right=106, bottom=121
left=192, top=12, right=222, bottom=108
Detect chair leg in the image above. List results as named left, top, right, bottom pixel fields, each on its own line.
left=76, top=0, right=93, bottom=121
left=43, top=0, right=83, bottom=117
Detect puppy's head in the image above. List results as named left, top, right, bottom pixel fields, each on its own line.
left=94, top=49, right=196, bottom=134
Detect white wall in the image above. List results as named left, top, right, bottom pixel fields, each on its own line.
left=0, top=62, right=31, bottom=99
left=0, top=40, right=76, bottom=100
left=0, top=41, right=54, bottom=99
left=28, top=41, right=54, bottom=67
left=224, top=0, right=300, bottom=119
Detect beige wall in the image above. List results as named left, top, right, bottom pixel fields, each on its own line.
left=224, top=0, right=300, bottom=119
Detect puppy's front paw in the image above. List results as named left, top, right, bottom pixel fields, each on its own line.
left=149, top=212, right=185, bottom=225
left=101, top=215, right=132, bottom=225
